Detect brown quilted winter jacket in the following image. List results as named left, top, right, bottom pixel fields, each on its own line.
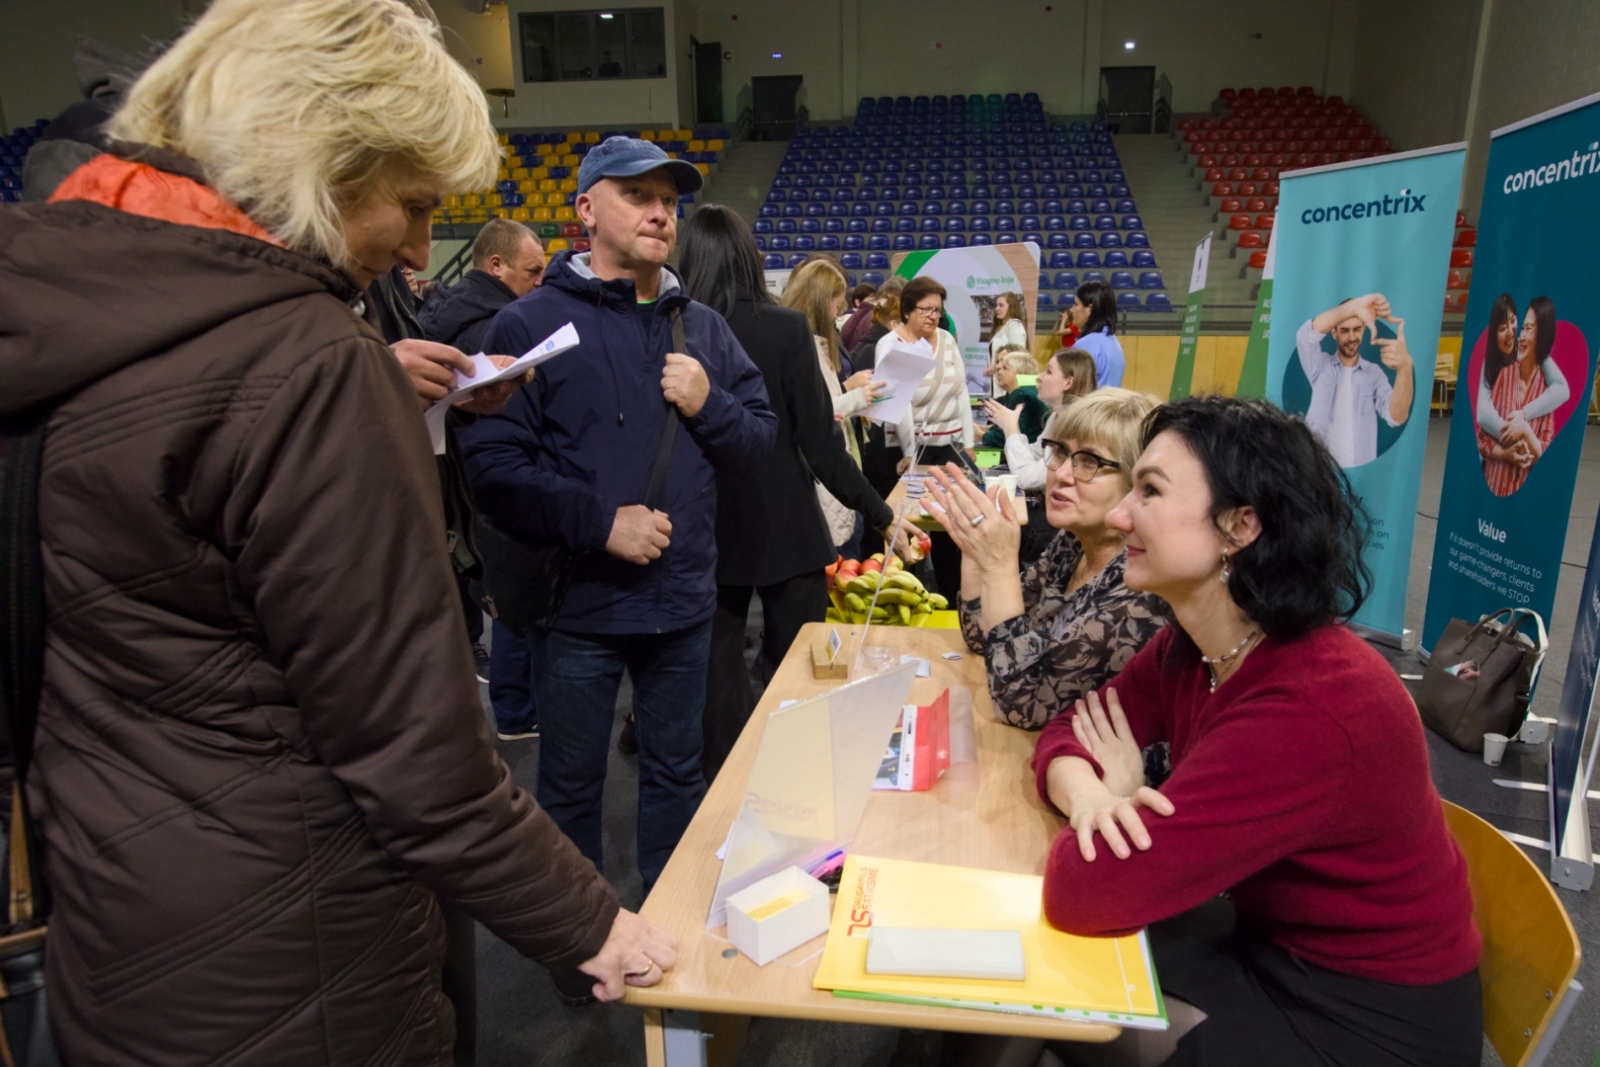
left=0, top=152, right=618, bottom=1066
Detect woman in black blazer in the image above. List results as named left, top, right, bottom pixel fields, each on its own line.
left=680, top=206, right=909, bottom=781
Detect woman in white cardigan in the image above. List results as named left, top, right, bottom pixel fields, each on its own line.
left=988, top=291, right=1030, bottom=381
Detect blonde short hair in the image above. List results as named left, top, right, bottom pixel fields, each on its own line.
left=108, top=0, right=500, bottom=267
left=997, top=347, right=1035, bottom=375
left=1044, top=387, right=1162, bottom=487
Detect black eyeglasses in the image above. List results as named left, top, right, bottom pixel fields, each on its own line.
left=1040, top=439, right=1121, bottom=481
left=910, top=303, right=943, bottom=316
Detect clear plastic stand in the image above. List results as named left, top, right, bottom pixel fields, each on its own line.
left=707, top=661, right=919, bottom=930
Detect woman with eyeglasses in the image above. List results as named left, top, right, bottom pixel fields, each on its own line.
left=880, top=275, right=976, bottom=593
left=924, top=389, right=1171, bottom=731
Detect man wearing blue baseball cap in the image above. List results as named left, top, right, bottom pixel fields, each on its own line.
left=458, top=138, right=775, bottom=1003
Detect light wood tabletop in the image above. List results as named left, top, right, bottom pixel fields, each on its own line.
left=624, top=623, right=1119, bottom=1062
left=884, top=467, right=943, bottom=531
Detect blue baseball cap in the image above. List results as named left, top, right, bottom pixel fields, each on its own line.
left=576, top=136, right=704, bottom=196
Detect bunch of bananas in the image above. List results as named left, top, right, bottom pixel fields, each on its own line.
left=833, top=567, right=948, bottom=626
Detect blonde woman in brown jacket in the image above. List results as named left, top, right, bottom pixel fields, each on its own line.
left=0, top=2, right=672, bottom=1063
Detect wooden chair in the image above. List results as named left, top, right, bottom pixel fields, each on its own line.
left=1442, top=801, right=1582, bottom=1067
left=1432, top=350, right=1458, bottom=416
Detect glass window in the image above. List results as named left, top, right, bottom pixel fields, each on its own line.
left=518, top=9, right=667, bottom=82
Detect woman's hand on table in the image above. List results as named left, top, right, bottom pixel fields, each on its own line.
left=578, top=908, right=678, bottom=1002
left=922, top=464, right=1020, bottom=575
left=896, top=456, right=913, bottom=476
left=982, top=399, right=1021, bottom=439
left=1070, top=689, right=1145, bottom=799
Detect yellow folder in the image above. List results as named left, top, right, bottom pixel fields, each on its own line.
left=814, top=855, right=1167, bottom=1029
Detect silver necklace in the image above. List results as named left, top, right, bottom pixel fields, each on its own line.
left=1201, top=630, right=1261, bottom=693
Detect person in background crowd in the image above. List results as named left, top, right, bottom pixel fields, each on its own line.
left=0, top=2, right=677, bottom=1062
left=837, top=280, right=877, bottom=332
left=879, top=275, right=975, bottom=596
left=842, top=276, right=898, bottom=353
left=420, top=217, right=550, bottom=742
left=458, top=138, right=776, bottom=1007
left=1064, top=279, right=1124, bottom=387
left=1054, top=298, right=1081, bottom=354
left=927, top=389, right=1169, bottom=733
left=1036, top=396, right=1480, bottom=1067
left=994, top=347, right=1097, bottom=490
left=988, top=291, right=1030, bottom=373
left=679, top=206, right=909, bottom=781
left=980, top=346, right=1050, bottom=449
left=782, top=259, right=883, bottom=558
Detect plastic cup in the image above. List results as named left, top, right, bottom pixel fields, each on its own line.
left=994, top=474, right=1027, bottom=525
left=1483, top=732, right=1510, bottom=767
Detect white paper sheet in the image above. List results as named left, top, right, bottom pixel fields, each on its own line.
left=864, top=341, right=935, bottom=427
left=425, top=322, right=580, bottom=453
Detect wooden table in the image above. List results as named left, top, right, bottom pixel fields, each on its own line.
left=625, top=624, right=1118, bottom=1064
left=884, top=467, right=942, bottom=531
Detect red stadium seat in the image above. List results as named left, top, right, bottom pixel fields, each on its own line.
left=1220, top=88, right=1237, bottom=100
left=1455, top=229, right=1478, bottom=247
left=1238, top=231, right=1266, bottom=249
left=1179, top=118, right=1196, bottom=130
left=1198, top=155, right=1219, bottom=169
left=1455, top=210, right=1468, bottom=227
left=1327, top=95, right=1344, bottom=106
left=1255, top=213, right=1275, bottom=230
left=1227, top=168, right=1248, bottom=182
left=1240, top=88, right=1257, bottom=98
left=1211, top=182, right=1235, bottom=197
left=1219, top=197, right=1244, bottom=213
left=1450, top=248, right=1474, bottom=269
left=1298, top=85, right=1316, bottom=96
left=561, top=222, right=584, bottom=236
left=1245, top=196, right=1268, bottom=212
left=1236, top=181, right=1260, bottom=197
left=1204, top=168, right=1225, bottom=182
left=1250, top=168, right=1271, bottom=182
left=1263, top=181, right=1280, bottom=195
left=1221, top=154, right=1242, bottom=167
left=1447, top=270, right=1468, bottom=290
left=1248, top=249, right=1269, bottom=269
left=1229, top=214, right=1253, bottom=230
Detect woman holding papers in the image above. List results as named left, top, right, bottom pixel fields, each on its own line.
left=925, top=389, right=1170, bottom=732
left=1033, top=396, right=1480, bottom=1067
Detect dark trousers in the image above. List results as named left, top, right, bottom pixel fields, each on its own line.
left=1140, top=899, right=1482, bottom=1067
left=487, top=619, right=538, bottom=733
left=703, top=572, right=831, bottom=783
left=441, top=902, right=477, bottom=1067
left=531, top=621, right=712, bottom=892
left=457, top=571, right=483, bottom=644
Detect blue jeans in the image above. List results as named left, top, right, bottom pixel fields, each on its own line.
left=488, top=619, right=538, bottom=732
left=531, top=621, right=711, bottom=891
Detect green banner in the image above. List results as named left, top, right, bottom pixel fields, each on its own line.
left=1235, top=228, right=1276, bottom=396
left=1168, top=234, right=1212, bottom=399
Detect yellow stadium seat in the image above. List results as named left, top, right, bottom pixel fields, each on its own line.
left=496, top=167, right=510, bottom=181
left=688, top=140, right=705, bottom=152
left=512, top=167, right=530, bottom=180
left=638, top=130, right=656, bottom=141
left=546, top=238, right=570, bottom=252
left=694, top=163, right=710, bottom=176
left=582, top=131, right=600, bottom=143
left=511, top=207, right=531, bottom=221
left=497, top=133, right=510, bottom=144
left=486, top=193, right=503, bottom=206
left=675, top=128, right=692, bottom=140
left=558, top=178, right=578, bottom=193
left=666, top=152, right=678, bottom=159
left=529, top=166, right=548, bottom=180
left=554, top=206, right=576, bottom=221
left=561, top=154, right=580, bottom=168
left=492, top=207, right=510, bottom=219
left=538, top=179, right=558, bottom=192
left=532, top=207, right=552, bottom=222
left=708, top=139, right=725, bottom=151
left=462, top=194, right=482, bottom=207
left=443, top=194, right=461, bottom=208
left=540, top=154, right=559, bottom=169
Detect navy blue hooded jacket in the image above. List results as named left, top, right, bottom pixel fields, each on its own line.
left=457, top=251, right=776, bottom=634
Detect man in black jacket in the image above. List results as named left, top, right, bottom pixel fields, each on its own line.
left=419, top=218, right=546, bottom=356
left=420, top=219, right=548, bottom=741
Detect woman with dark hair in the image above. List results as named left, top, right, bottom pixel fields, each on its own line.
left=1476, top=294, right=1568, bottom=496
left=1064, top=278, right=1124, bottom=387
left=1032, top=396, right=1480, bottom=1067
left=679, top=205, right=908, bottom=779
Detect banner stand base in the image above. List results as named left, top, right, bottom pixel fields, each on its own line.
left=1350, top=622, right=1417, bottom=652
left=1549, top=755, right=1595, bottom=891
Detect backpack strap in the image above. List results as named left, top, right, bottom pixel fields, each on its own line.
left=643, top=311, right=686, bottom=511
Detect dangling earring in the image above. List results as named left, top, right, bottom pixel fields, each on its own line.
left=1220, top=550, right=1231, bottom=583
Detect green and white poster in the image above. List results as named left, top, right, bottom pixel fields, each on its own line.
left=892, top=243, right=1042, bottom=393
left=1169, top=234, right=1211, bottom=399
left=1236, top=227, right=1275, bottom=396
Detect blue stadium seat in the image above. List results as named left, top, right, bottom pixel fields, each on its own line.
left=769, top=235, right=792, bottom=250
left=840, top=252, right=863, bottom=268
left=1104, top=250, right=1129, bottom=268
left=850, top=202, right=872, bottom=218
left=995, top=216, right=1017, bottom=232
left=801, top=218, right=821, bottom=233
left=1114, top=199, right=1137, bottom=214
left=1073, top=233, right=1098, bottom=248
left=874, top=202, right=895, bottom=217
left=753, top=236, right=767, bottom=250
left=827, top=216, right=848, bottom=231
left=871, top=217, right=892, bottom=232
left=1144, top=292, right=1173, bottom=311
left=1110, top=271, right=1135, bottom=289
left=1125, top=232, right=1150, bottom=248
left=918, top=234, right=940, bottom=249
left=1076, top=250, right=1101, bottom=268
left=866, top=252, right=890, bottom=268
left=1081, top=270, right=1105, bottom=284
left=894, top=235, right=916, bottom=250
left=763, top=254, right=784, bottom=270
left=1117, top=291, right=1141, bottom=309
left=795, top=235, right=818, bottom=251
left=815, top=235, right=837, bottom=251
left=1099, top=232, right=1123, bottom=248
left=995, top=199, right=1016, bottom=215
left=1139, top=271, right=1165, bottom=290
left=1066, top=199, right=1087, bottom=214
left=1046, top=233, right=1071, bottom=249
left=1094, top=214, right=1117, bottom=231
left=996, top=233, right=1018, bottom=244
left=944, top=234, right=967, bottom=248
left=945, top=217, right=966, bottom=232
left=1068, top=215, right=1091, bottom=230
left=1020, top=215, right=1041, bottom=231
left=844, top=234, right=866, bottom=249
left=1111, top=183, right=1132, bottom=197
left=782, top=204, right=803, bottom=217
left=1089, top=198, right=1111, bottom=213
left=863, top=270, right=885, bottom=285
left=1038, top=273, right=1051, bottom=290
left=1088, top=184, right=1108, bottom=198
left=1048, top=251, right=1073, bottom=268
left=868, top=235, right=890, bottom=250
left=759, top=204, right=779, bottom=218
left=1044, top=215, right=1066, bottom=231
left=754, top=219, right=774, bottom=233
left=970, top=233, right=992, bottom=245
left=1132, top=250, right=1157, bottom=268
left=1023, top=232, right=1044, bottom=246
left=1037, top=293, right=1054, bottom=311
left=946, top=200, right=968, bottom=215
left=1054, top=271, right=1079, bottom=290
left=918, top=217, right=941, bottom=232
left=970, top=216, right=992, bottom=232
left=970, top=198, right=992, bottom=214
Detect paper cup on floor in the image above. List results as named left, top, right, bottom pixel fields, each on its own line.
left=1482, top=733, right=1509, bottom=766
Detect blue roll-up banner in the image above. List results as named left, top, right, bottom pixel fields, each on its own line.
left=1264, top=145, right=1467, bottom=641
left=1550, top=509, right=1600, bottom=890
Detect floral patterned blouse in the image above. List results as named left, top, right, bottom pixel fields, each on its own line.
left=960, top=530, right=1172, bottom=731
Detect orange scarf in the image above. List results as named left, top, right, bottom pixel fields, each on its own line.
left=50, top=153, right=284, bottom=246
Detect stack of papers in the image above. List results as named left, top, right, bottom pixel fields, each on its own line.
left=865, top=342, right=935, bottom=426
left=814, top=855, right=1167, bottom=1030
left=424, top=322, right=580, bottom=453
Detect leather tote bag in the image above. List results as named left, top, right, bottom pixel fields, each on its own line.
left=1418, top=608, right=1548, bottom=753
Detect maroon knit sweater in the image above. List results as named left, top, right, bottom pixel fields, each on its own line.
left=1032, top=623, right=1481, bottom=985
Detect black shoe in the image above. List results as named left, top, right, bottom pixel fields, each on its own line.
left=496, top=724, right=539, bottom=741
left=616, top=714, right=638, bottom=755
left=471, top=641, right=490, bottom=684
left=549, top=965, right=597, bottom=1007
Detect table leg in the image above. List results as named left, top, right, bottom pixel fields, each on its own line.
left=703, top=1012, right=750, bottom=1067
left=643, top=1007, right=667, bottom=1067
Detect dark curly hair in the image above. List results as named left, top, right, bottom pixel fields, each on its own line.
left=1141, top=395, right=1372, bottom=639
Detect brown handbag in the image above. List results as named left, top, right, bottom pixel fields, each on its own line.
left=1418, top=608, right=1548, bottom=753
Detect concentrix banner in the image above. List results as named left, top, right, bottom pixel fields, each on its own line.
left=1264, top=145, right=1466, bottom=640
left=1423, top=93, right=1600, bottom=653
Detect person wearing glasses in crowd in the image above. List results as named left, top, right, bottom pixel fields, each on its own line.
left=924, top=389, right=1171, bottom=732
left=879, top=276, right=976, bottom=594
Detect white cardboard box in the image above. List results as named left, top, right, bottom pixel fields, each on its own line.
left=725, top=866, right=831, bottom=966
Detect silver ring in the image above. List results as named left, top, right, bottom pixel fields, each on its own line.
left=970, top=513, right=986, bottom=527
